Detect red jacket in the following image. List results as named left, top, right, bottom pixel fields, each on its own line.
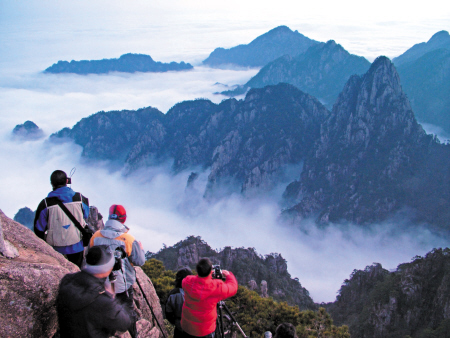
left=181, top=272, right=238, bottom=336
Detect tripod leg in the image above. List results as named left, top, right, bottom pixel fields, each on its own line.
left=218, top=304, right=225, bottom=338
left=221, top=303, right=247, bottom=338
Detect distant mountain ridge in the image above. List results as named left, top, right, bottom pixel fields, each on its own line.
left=147, top=236, right=316, bottom=310
left=45, top=53, right=193, bottom=74
left=203, top=26, right=319, bottom=68
left=222, top=40, right=371, bottom=109
left=397, top=46, right=450, bottom=134
left=393, top=30, right=450, bottom=67
left=52, top=84, right=329, bottom=195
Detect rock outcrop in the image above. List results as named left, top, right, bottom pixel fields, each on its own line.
left=149, top=236, right=316, bottom=310
left=87, top=206, right=104, bottom=231
left=283, top=56, right=450, bottom=228
left=115, top=267, right=168, bottom=338
left=12, top=120, right=44, bottom=140
left=326, top=248, right=450, bottom=337
left=0, top=210, right=166, bottom=338
left=0, top=209, right=78, bottom=337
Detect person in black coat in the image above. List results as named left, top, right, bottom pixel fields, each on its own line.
left=57, top=245, right=133, bottom=338
left=165, top=267, right=193, bottom=338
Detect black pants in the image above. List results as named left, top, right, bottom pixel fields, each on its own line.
left=182, top=331, right=215, bottom=338
left=116, top=287, right=138, bottom=338
left=66, top=251, right=84, bottom=268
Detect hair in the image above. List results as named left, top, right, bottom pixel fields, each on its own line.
left=175, top=267, right=193, bottom=288
left=274, top=323, right=297, bottom=338
left=50, top=170, right=67, bottom=189
left=196, top=258, right=212, bottom=277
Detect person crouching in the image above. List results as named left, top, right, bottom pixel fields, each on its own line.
left=89, top=204, right=145, bottom=338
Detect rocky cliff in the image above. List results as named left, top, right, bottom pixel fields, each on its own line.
left=326, top=248, right=450, bottom=338
left=203, top=26, right=319, bottom=68
left=223, top=40, right=371, bottom=109
left=52, top=84, right=329, bottom=196
left=0, top=210, right=166, bottom=338
left=283, top=56, right=450, bottom=229
left=53, top=106, right=165, bottom=161
left=148, top=236, right=316, bottom=310
left=45, top=53, right=193, bottom=75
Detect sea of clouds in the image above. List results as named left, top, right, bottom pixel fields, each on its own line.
left=1, top=0, right=449, bottom=302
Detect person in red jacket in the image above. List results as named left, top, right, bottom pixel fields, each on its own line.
left=181, top=258, right=238, bottom=338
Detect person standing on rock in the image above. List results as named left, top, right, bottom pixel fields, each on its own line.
left=181, top=258, right=238, bottom=338
left=57, top=245, right=133, bottom=338
left=165, top=267, right=193, bottom=338
left=34, top=169, right=90, bottom=268
left=89, top=204, right=145, bottom=338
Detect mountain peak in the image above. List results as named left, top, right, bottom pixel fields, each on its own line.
left=202, top=26, right=318, bottom=68
left=428, top=30, right=450, bottom=43
left=266, top=25, right=292, bottom=34
left=363, top=56, right=402, bottom=93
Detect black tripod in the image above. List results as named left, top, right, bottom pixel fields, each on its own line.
left=216, top=301, right=248, bottom=338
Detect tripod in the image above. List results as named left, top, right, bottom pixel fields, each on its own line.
left=216, top=301, right=248, bottom=338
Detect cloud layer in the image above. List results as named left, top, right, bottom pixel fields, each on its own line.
left=1, top=132, right=447, bottom=303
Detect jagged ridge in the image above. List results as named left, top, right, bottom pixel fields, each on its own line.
left=283, top=56, right=450, bottom=228
left=147, top=236, right=316, bottom=310
left=52, top=84, right=329, bottom=195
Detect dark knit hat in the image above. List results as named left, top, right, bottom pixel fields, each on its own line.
left=82, top=245, right=115, bottom=275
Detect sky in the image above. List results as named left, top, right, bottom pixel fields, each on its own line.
left=0, top=0, right=449, bottom=303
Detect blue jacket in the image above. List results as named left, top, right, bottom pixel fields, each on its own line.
left=34, top=186, right=89, bottom=254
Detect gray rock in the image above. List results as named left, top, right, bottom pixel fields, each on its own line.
left=248, top=280, right=258, bottom=291
left=87, top=206, right=104, bottom=231
left=260, top=280, right=269, bottom=298
left=0, top=209, right=79, bottom=337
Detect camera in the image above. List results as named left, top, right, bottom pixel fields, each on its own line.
left=112, top=247, right=126, bottom=271
left=212, top=265, right=226, bottom=281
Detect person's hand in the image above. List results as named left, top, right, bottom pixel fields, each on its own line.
left=138, top=241, right=143, bottom=250
left=222, top=270, right=230, bottom=277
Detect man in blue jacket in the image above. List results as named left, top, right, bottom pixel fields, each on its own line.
left=34, top=169, right=90, bottom=267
